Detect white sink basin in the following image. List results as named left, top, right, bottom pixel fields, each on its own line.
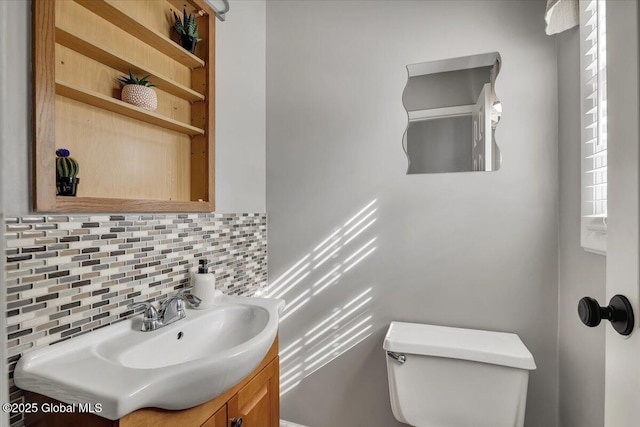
left=15, top=295, right=284, bottom=420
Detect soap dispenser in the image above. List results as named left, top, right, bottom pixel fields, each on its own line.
left=192, top=259, right=217, bottom=308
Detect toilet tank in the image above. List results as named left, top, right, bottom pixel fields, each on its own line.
left=384, top=322, right=536, bottom=427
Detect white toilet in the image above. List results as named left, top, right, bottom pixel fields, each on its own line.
left=384, top=321, right=536, bottom=427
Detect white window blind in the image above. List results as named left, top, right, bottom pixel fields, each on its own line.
left=580, top=0, right=607, bottom=255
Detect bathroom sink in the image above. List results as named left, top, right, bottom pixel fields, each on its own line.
left=14, top=295, right=284, bottom=420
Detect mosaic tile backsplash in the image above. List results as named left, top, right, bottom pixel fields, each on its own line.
left=4, top=213, right=267, bottom=426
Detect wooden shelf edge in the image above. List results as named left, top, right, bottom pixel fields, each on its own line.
left=74, top=0, right=205, bottom=69
left=56, top=27, right=205, bottom=102
left=190, top=0, right=218, bottom=18
left=55, top=80, right=205, bottom=136
left=33, top=0, right=58, bottom=212
left=54, top=197, right=213, bottom=213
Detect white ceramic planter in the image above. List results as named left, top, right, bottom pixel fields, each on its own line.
left=121, top=85, right=158, bottom=111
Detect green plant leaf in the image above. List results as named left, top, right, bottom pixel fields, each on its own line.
left=187, top=19, right=196, bottom=37
left=173, top=10, right=185, bottom=35
left=183, top=6, right=188, bottom=29
left=120, top=70, right=157, bottom=86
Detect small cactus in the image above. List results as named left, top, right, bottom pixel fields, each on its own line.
left=56, top=148, right=79, bottom=178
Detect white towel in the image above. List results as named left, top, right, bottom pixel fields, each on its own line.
left=545, top=0, right=579, bottom=35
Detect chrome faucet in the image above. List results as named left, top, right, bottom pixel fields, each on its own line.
left=129, top=289, right=201, bottom=332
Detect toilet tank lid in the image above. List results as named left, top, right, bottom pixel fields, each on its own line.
left=383, top=322, right=536, bottom=370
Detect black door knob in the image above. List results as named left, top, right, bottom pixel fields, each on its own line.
left=578, top=294, right=635, bottom=336
left=231, top=417, right=243, bottom=427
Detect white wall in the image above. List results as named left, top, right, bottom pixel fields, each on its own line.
left=215, top=0, right=266, bottom=212
left=0, top=0, right=26, bottom=426
left=604, top=1, right=640, bottom=424
left=0, top=2, right=10, bottom=427
left=556, top=28, right=606, bottom=427
left=1, top=0, right=30, bottom=215
left=266, top=1, right=559, bottom=426
left=0, top=0, right=266, bottom=215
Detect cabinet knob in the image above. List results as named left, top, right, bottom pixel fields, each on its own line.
left=578, top=294, right=635, bottom=336
left=231, top=417, right=243, bottom=427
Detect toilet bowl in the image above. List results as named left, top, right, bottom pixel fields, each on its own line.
left=384, top=322, right=536, bottom=427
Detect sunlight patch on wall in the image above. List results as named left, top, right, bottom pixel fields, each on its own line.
left=267, top=199, right=377, bottom=301
left=269, top=200, right=378, bottom=396
left=280, top=288, right=373, bottom=395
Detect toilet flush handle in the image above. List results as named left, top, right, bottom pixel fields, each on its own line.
left=387, top=351, right=406, bottom=364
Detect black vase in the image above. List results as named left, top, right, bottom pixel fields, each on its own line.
left=56, top=177, right=79, bottom=196
left=181, top=36, right=197, bottom=54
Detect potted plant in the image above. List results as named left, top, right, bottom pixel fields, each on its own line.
left=56, top=148, right=80, bottom=197
left=173, top=6, right=201, bottom=54
left=118, top=70, right=158, bottom=111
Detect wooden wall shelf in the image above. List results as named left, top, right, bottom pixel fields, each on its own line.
left=56, top=27, right=205, bottom=102
left=33, top=0, right=215, bottom=212
left=56, top=196, right=211, bottom=213
left=56, top=81, right=205, bottom=136
left=73, top=0, right=205, bottom=69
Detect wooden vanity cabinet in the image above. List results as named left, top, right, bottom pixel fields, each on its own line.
left=228, top=352, right=280, bottom=427
left=200, top=406, right=227, bottom=427
left=199, top=356, right=280, bottom=427
left=200, top=356, right=279, bottom=427
left=24, top=339, right=279, bottom=427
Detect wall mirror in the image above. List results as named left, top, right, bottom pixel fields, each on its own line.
left=402, top=52, right=502, bottom=174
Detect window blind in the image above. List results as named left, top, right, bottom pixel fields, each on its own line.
left=580, top=0, right=607, bottom=253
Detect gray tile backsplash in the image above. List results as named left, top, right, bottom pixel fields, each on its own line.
left=4, top=213, right=267, bottom=426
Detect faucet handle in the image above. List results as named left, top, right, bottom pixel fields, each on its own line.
left=175, top=287, right=192, bottom=297
left=185, top=294, right=202, bottom=308
left=128, top=301, right=159, bottom=332
left=128, top=301, right=158, bottom=319
left=176, top=288, right=202, bottom=308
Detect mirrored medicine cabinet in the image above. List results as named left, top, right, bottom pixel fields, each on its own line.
left=403, top=52, right=502, bottom=174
